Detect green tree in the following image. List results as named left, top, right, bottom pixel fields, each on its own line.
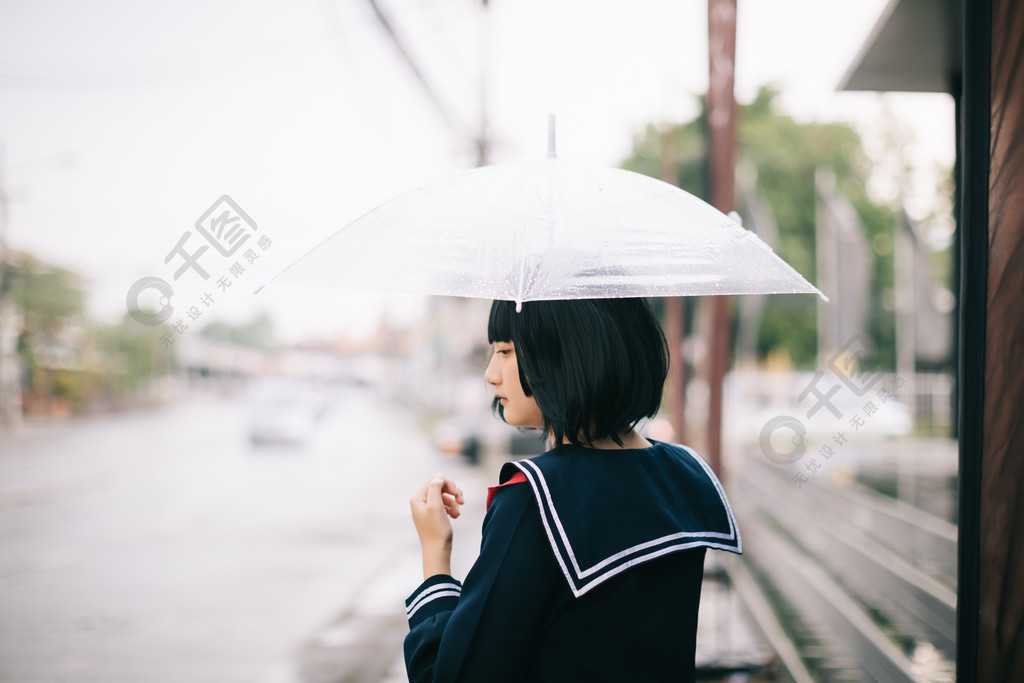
left=6, top=252, right=88, bottom=411
left=6, top=251, right=180, bottom=413
left=90, top=315, right=178, bottom=396
left=622, top=86, right=898, bottom=368
left=8, top=252, right=86, bottom=332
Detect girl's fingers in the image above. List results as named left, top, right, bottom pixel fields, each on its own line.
left=442, top=492, right=461, bottom=518
left=427, top=474, right=448, bottom=507
left=441, top=478, right=464, bottom=505
left=410, top=474, right=438, bottom=505
left=411, top=474, right=463, bottom=518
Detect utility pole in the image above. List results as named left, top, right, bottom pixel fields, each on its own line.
left=706, top=0, right=737, bottom=477
left=475, top=0, right=492, bottom=167
left=660, top=125, right=687, bottom=443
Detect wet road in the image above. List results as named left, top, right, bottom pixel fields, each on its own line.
left=0, top=387, right=487, bottom=683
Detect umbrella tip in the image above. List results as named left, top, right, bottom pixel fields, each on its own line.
left=515, top=299, right=523, bottom=313
left=547, top=114, right=557, bottom=159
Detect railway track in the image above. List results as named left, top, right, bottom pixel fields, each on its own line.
left=724, top=456, right=957, bottom=682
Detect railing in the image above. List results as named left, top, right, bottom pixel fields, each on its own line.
left=728, top=455, right=957, bottom=681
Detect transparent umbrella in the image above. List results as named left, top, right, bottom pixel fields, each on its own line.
left=256, top=146, right=826, bottom=310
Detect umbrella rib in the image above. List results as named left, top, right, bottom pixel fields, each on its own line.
left=515, top=168, right=543, bottom=312
left=515, top=229, right=528, bottom=312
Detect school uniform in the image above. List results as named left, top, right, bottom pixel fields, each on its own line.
left=404, top=440, right=741, bottom=683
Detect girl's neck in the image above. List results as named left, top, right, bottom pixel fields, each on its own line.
left=554, top=430, right=652, bottom=451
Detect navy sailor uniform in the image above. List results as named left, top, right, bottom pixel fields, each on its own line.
left=404, top=440, right=741, bottom=683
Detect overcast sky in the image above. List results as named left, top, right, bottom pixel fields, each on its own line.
left=0, top=0, right=954, bottom=344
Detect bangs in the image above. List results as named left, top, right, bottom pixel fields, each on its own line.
left=488, top=300, right=517, bottom=343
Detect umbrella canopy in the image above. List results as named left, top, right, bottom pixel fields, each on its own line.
left=257, top=157, right=827, bottom=310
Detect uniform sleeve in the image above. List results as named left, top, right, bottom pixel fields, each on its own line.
left=403, top=574, right=464, bottom=680
left=404, top=481, right=562, bottom=683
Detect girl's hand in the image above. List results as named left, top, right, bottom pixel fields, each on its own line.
left=410, top=473, right=464, bottom=578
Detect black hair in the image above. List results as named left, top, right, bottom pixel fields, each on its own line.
left=487, top=298, right=669, bottom=448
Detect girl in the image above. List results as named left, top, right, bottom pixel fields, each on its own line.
left=405, top=298, right=741, bottom=682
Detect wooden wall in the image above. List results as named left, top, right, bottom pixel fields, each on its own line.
left=978, top=0, right=1024, bottom=678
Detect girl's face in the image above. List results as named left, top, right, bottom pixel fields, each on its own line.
left=484, top=341, right=544, bottom=429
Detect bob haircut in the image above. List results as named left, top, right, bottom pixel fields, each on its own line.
left=487, top=298, right=669, bottom=448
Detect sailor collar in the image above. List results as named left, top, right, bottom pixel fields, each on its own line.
left=494, top=441, right=741, bottom=598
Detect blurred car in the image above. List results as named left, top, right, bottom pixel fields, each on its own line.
left=434, top=417, right=482, bottom=464
left=247, top=380, right=323, bottom=447
left=433, top=415, right=549, bottom=465
left=508, top=428, right=549, bottom=457
left=249, top=394, right=317, bottom=446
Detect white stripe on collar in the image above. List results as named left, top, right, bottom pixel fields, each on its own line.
left=512, top=445, right=741, bottom=598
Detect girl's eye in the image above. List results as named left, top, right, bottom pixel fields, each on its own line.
left=495, top=348, right=511, bottom=357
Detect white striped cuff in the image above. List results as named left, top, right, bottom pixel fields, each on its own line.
left=405, top=577, right=463, bottom=623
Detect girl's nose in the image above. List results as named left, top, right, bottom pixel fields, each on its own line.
left=484, top=353, right=499, bottom=386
